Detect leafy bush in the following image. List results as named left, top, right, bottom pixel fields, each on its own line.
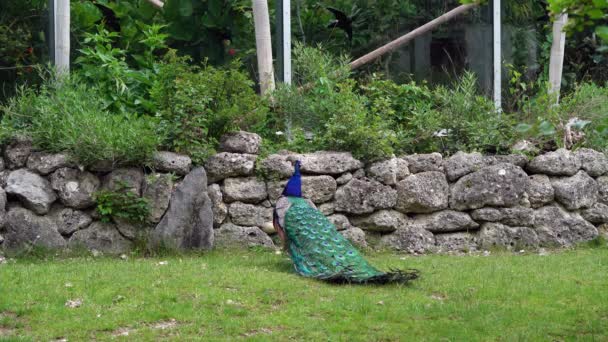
left=75, top=24, right=168, bottom=115
left=515, top=82, right=608, bottom=152
left=266, top=44, right=395, bottom=161
left=95, top=181, right=150, bottom=224
left=0, top=74, right=160, bottom=167
left=151, top=53, right=268, bottom=164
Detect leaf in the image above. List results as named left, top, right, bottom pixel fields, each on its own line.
left=596, top=26, right=608, bottom=42
left=515, top=123, right=533, bottom=133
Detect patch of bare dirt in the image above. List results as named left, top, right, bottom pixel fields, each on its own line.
left=111, top=319, right=180, bottom=337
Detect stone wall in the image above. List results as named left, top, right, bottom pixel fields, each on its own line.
left=1, top=132, right=607, bottom=256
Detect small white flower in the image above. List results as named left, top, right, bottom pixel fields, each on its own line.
left=275, top=131, right=284, bottom=136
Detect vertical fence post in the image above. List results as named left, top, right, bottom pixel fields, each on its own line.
left=276, top=0, right=291, bottom=84
left=49, top=0, right=70, bottom=75
left=548, top=13, right=568, bottom=104
left=492, top=0, right=501, bottom=112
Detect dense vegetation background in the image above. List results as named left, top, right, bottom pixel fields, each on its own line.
left=0, top=0, right=606, bottom=167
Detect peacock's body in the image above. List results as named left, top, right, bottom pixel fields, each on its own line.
left=273, top=161, right=418, bottom=284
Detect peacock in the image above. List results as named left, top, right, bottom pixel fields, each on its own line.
left=273, top=161, right=419, bottom=284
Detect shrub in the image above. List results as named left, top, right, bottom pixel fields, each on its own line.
left=95, top=181, right=150, bottom=224
left=151, top=54, right=268, bottom=164
left=0, top=74, right=160, bottom=167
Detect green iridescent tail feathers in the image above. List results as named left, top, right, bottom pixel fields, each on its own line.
left=274, top=196, right=419, bottom=285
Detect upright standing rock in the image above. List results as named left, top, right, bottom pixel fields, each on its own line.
left=149, top=167, right=214, bottom=250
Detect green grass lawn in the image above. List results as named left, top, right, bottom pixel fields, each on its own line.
left=1, top=245, right=607, bottom=341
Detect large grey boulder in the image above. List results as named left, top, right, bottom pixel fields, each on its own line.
left=152, top=151, right=192, bottom=176
left=366, top=158, right=409, bottom=185
left=205, top=152, right=257, bottom=183
left=551, top=171, right=598, bottom=210
left=228, top=202, right=272, bottom=227
left=142, top=173, right=173, bottom=223
left=526, top=174, right=555, bottom=208
left=450, top=163, right=528, bottom=210
left=102, top=168, right=144, bottom=196
left=379, top=227, right=435, bottom=254
left=581, top=203, right=608, bottom=224
left=219, top=131, right=262, bottom=154
left=50, top=168, right=99, bottom=209
left=258, top=154, right=295, bottom=179
left=327, top=214, right=352, bottom=231
left=395, top=171, right=448, bottom=213
left=478, top=223, right=539, bottom=249
left=527, top=148, right=579, bottom=176
left=266, top=176, right=337, bottom=204
left=207, top=184, right=227, bottom=227
left=6, top=169, right=57, bottom=214
left=499, top=207, right=535, bottom=226
left=298, top=151, right=363, bottom=175
left=334, top=178, right=397, bottom=214
left=301, top=176, right=337, bottom=204
left=3, top=136, right=32, bottom=169
left=340, top=227, right=368, bottom=248
left=444, top=151, right=484, bottom=182
left=471, top=207, right=503, bottom=222
left=214, top=223, right=274, bottom=248
left=50, top=206, right=92, bottom=236
left=413, top=210, right=479, bottom=233
left=403, top=153, right=443, bottom=173
left=69, top=221, right=132, bottom=254
left=596, top=176, right=608, bottom=205
left=349, top=210, right=408, bottom=233
left=575, top=148, right=608, bottom=177
left=149, top=167, right=214, bottom=250
left=484, top=154, right=528, bottom=168
left=222, top=177, right=267, bottom=203
left=4, top=206, right=66, bottom=251
left=26, top=152, right=74, bottom=175
left=533, top=205, right=598, bottom=246
left=435, top=232, right=478, bottom=252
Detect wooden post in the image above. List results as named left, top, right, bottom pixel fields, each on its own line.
left=252, top=0, right=276, bottom=95
left=349, top=3, right=478, bottom=70
left=49, top=0, right=70, bottom=75
left=548, top=13, right=568, bottom=104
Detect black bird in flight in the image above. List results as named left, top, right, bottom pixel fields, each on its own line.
left=325, top=6, right=354, bottom=42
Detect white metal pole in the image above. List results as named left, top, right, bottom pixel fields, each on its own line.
left=252, top=0, right=276, bottom=95
left=492, top=0, right=501, bottom=112
left=282, top=0, right=291, bottom=84
left=51, top=0, right=70, bottom=75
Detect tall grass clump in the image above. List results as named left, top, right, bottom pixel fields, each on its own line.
left=0, top=74, right=160, bottom=167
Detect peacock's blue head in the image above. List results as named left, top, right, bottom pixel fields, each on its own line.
left=282, top=160, right=302, bottom=197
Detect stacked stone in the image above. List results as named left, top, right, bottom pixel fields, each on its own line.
left=217, top=137, right=606, bottom=253
left=0, top=137, right=214, bottom=255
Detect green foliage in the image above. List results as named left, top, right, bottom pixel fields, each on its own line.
left=0, top=74, right=160, bottom=167
left=151, top=53, right=268, bottom=164
left=75, top=24, right=168, bottom=114
left=514, top=82, right=608, bottom=152
left=548, top=0, right=608, bottom=41
left=95, top=181, right=150, bottom=224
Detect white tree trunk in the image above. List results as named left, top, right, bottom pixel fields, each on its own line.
left=53, top=0, right=70, bottom=75
left=252, top=0, right=275, bottom=95
left=548, top=13, right=568, bottom=103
